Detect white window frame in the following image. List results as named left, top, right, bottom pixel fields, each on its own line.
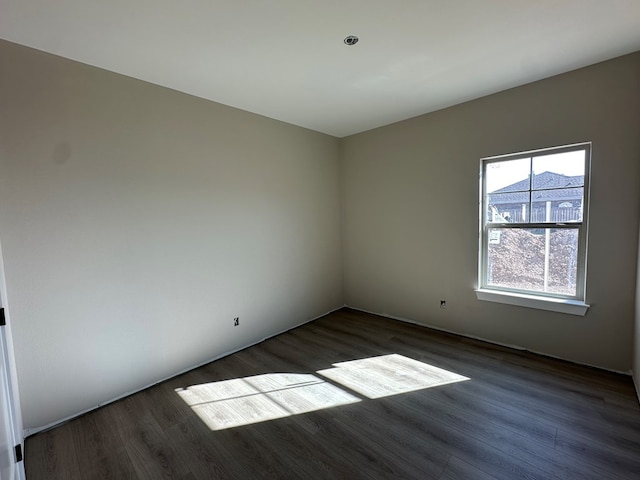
left=476, top=143, right=591, bottom=316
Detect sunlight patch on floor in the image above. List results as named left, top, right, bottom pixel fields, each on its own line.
left=175, top=373, right=360, bottom=431
left=317, top=354, right=469, bottom=399
left=176, top=354, right=469, bottom=430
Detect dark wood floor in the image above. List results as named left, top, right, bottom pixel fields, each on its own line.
left=25, top=308, right=640, bottom=479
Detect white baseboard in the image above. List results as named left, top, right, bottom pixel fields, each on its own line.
left=345, top=305, right=632, bottom=377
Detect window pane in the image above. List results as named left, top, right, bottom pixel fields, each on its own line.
left=485, top=158, right=530, bottom=194
left=486, top=191, right=529, bottom=223
left=532, top=151, right=585, bottom=190
left=531, top=188, right=583, bottom=222
left=487, top=228, right=579, bottom=296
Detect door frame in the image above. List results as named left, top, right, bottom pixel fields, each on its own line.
left=0, top=241, right=25, bottom=480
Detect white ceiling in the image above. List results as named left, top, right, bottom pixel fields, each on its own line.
left=1, top=1, right=640, bottom=137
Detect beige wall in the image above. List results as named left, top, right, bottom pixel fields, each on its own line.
left=342, top=52, right=640, bottom=373
left=0, top=40, right=343, bottom=431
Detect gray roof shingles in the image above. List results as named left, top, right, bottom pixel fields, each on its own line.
left=489, top=172, right=583, bottom=204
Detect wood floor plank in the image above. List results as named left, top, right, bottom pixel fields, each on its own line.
left=25, top=422, right=83, bottom=480
left=122, top=418, right=191, bottom=480
left=70, top=410, right=137, bottom=480
left=25, top=308, right=640, bottom=480
left=110, top=394, right=192, bottom=479
left=554, top=428, right=640, bottom=476
left=166, top=416, right=256, bottom=480
left=322, top=401, right=449, bottom=479
left=438, top=455, right=501, bottom=480
left=294, top=406, right=439, bottom=480
left=245, top=413, right=377, bottom=479
left=389, top=394, right=552, bottom=480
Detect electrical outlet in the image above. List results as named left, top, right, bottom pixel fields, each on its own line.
left=440, top=300, right=446, bottom=309
left=233, top=317, right=239, bottom=326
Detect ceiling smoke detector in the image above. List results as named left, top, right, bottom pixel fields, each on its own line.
left=344, top=35, right=359, bottom=46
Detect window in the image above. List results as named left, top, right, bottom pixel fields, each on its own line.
left=476, top=143, right=591, bottom=315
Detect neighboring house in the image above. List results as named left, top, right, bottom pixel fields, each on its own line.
left=488, top=171, right=584, bottom=223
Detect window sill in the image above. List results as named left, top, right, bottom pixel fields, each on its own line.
left=475, top=289, right=589, bottom=316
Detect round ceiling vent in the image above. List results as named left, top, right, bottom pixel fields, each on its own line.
left=344, top=35, right=359, bottom=46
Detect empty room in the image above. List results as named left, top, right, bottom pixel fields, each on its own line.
left=1, top=1, right=640, bottom=479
